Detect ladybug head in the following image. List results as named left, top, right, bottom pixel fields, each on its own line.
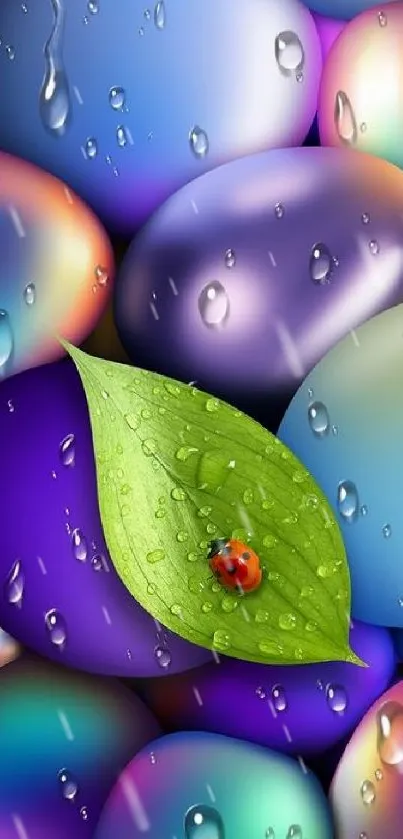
left=207, top=538, right=229, bottom=560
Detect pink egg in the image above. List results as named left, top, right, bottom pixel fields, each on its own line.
left=318, top=3, right=403, bottom=170
left=0, top=152, right=114, bottom=379
left=331, top=680, right=403, bottom=837
left=313, top=12, right=346, bottom=60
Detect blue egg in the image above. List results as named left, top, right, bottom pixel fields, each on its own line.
left=94, top=732, right=333, bottom=839
left=0, top=0, right=321, bottom=234
left=278, top=305, right=403, bottom=628
left=306, top=0, right=396, bottom=19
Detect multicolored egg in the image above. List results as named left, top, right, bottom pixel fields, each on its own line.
left=0, top=152, right=113, bottom=380
left=140, top=620, right=395, bottom=756
left=319, top=3, right=403, bottom=169
left=94, top=732, right=333, bottom=839
left=115, top=146, right=403, bottom=429
left=330, top=680, right=403, bottom=838
left=279, top=305, right=403, bottom=628
left=0, top=0, right=321, bottom=233
left=0, top=654, right=160, bottom=839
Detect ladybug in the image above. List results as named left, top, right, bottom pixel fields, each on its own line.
left=208, top=538, right=262, bottom=594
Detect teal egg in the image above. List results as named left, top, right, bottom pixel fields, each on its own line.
left=279, top=304, right=403, bottom=628
left=95, top=732, right=333, bottom=838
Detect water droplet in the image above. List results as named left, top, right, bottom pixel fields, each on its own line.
left=279, top=612, right=296, bottom=631
left=45, top=608, right=67, bottom=648
left=189, top=125, right=209, bottom=158
left=326, top=683, right=348, bottom=712
left=154, top=642, right=172, bottom=669
left=201, top=601, right=213, bottom=613
left=116, top=125, right=128, bottom=147
left=287, top=828, right=302, bottom=839
left=378, top=10, right=387, bottom=26
left=274, top=202, right=284, bottom=219
left=205, top=398, right=219, bottom=413
left=176, top=445, right=198, bottom=462
left=375, top=768, right=383, bottom=780
left=59, top=433, right=75, bottom=467
left=84, top=137, right=98, bottom=159
left=22, top=3, right=28, bottom=12
left=198, top=281, right=229, bottom=328
left=39, top=0, right=71, bottom=136
left=138, top=26, right=144, bottom=36
left=0, top=310, right=13, bottom=375
left=5, top=559, right=24, bottom=607
left=5, top=44, right=15, bottom=60
left=95, top=264, right=109, bottom=286
left=308, top=401, right=329, bottom=436
left=58, top=768, right=78, bottom=801
left=266, top=830, right=275, bottom=839
left=361, top=212, right=370, bottom=224
left=256, top=686, right=266, bottom=699
left=80, top=806, right=89, bottom=821
left=243, top=488, right=254, bottom=505
left=225, top=248, right=236, bottom=268
left=369, top=239, right=380, bottom=255
left=176, top=530, right=188, bottom=543
left=184, top=804, right=224, bottom=839
left=272, top=684, right=287, bottom=712
left=382, top=523, right=392, bottom=538
left=109, top=85, right=125, bottom=110
left=124, top=412, right=140, bottom=431
left=147, top=549, right=165, bottom=563
left=142, top=438, right=158, bottom=456
left=72, top=528, right=87, bottom=561
left=213, top=629, right=231, bottom=651
left=91, top=554, right=105, bottom=571
left=274, top=31, right=304, bottom=77
left=149, top=751, right=156, bottom=764
left=23, top=283, right=36, bottom=306
left=154, top=0, right=166, bottom=29
left=262, top=534, right=277, bottom=549
left=360, top=779, right=376, bottom=805
left=88, top=0, right=98, bottom=12
left=197, top=449, right=232, bottom=492
left=360, top=504, right=368, bottom=516
left=337, top=480, right=359, bottom=522
left=377, top=700, right=403, bottom=766
left=334, top=90, right=357, bottom=145
left=171, top=487, right=186, bottom=501
left=310, top=243, right=333, bottom=285
left=221, top=594, right=238, bottom=613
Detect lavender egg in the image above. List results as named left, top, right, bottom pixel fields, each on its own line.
left=0, top=360, right=210, bottom=676
left=139, top=621, right=395, bottom=755
left=0, top=0, right=321, bottom=234
left=115, top=147, right=403, bottom=427
left=0, top=653, right=160, bottom=839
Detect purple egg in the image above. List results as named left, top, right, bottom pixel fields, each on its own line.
left=0, top=652, right=160, bottom=839
left=312, top=12, right=346, bottom=60
left=139, top=621, right=395, bottom=755
left=115, top=147, right=403, bottom=427
left=0, top=360, right=210, bottom=676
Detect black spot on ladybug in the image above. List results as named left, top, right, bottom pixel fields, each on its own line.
left=226, top=564, right=237, bottom=575
left=242, top=552, right=250, bottom=560
left=207, top=538, right=228, bottom=559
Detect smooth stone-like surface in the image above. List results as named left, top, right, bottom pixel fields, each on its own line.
left=0, top=360, right=210, bottom=676
left=279, top=305, right=403, bottom=628
left=0, top=152, right=113, bottom=380
left=313, top=12, right=346, bottom=59
left=0, top=0, right=321, bottom=234
left=0, top=626, right=20, bottom=668
left=306, top=0, right=396, bottom=19
left=139, top=621, right=395, bottom=755
left=319, top=3, right=403, bottom=169
left=95, top=732, right=333, bottom=839
left=330, top=680, right=403, bottom=838
left=115, top=147, right=403, bottom=428
left=0, top=653, right=160, bottom=839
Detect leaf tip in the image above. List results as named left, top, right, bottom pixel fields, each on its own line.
left=346, top=649, right=368, bottom=668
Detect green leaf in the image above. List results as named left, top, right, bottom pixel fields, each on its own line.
left=63, top=341, right=365, bottom=667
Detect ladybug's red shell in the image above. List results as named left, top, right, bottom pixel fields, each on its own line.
left=208, top=539, right=262, bottom=594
